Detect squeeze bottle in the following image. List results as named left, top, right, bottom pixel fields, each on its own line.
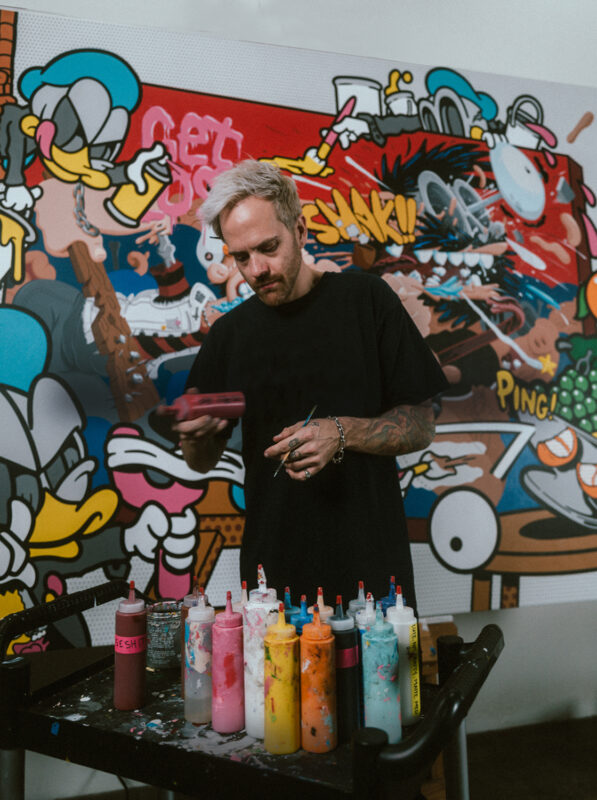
left=264, top=603, right=300, bottom=754
left=308, top=586, right=333, bottom=622
left=380, top=575, right=398, bottom=616
left=386, top=599, right=421, bottom=727
left=355, top=592, right=376, bottom=635
left=243, top=565, right=278, bottom=738
left=283, top=586, right=299, bottom=623
left=300, top=606, right=337, bottom=753
left=328, top=595, right=360, bottom=743
left=114, top=581, right=146, bottom=710
left=348, top=580, right=366, bottom=619
left=184, top=595, right=215, bottom=723
left=232, top=580, right=248, bottom=614
left=180, top=581, right=201, bottom=696
left=361, top=606, right=401, bottom=744
left=212, top=590, right=245, bottom=733
left=290, top=594, right=313, bottom=635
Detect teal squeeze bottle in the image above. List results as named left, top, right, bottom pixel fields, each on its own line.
left=361, top=605, right=401, bottom=744
left=284, top=586, right=300, bottom=623
left=290, top=594, right=313, bottom=635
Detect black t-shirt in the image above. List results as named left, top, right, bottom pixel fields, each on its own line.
left=187, top=270, right=448, bottom=609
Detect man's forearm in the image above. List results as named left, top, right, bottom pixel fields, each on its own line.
left=341, top=400, right=435, bottom=457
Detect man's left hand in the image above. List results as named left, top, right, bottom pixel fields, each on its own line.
left=264, top=417, right=340, bottom=480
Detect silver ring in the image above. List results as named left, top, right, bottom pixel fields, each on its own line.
left=304, top=469, right=311, bottom=480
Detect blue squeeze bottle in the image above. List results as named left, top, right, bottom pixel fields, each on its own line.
left=283, top=586, right=300, bottom=623
left=380, top=575, right=398, bottom=616
left=361, top=605, right=401, bottom=744
left=290, top=594, right=313, bottom=635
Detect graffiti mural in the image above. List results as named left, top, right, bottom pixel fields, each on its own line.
left=1, top=8, right=597, bottom=649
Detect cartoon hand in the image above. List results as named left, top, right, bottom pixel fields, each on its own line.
left=2, top=184, right=43, bottom=212
left=124, top=502, right=170, bottom=562
left=124, top=504, right=197, bottom=571
left=0, top=499, right=36, bottom=587
left=482, top=131, right=508, bottom=150
left=321, top=117, right=369, bottom=149
left=160, top=508, right=198, bottom=572
left=126, top=142, right=169, bottom=194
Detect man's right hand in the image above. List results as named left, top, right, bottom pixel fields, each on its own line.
left=174, top=390, right=230, bottom=473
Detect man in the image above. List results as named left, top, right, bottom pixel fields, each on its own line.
left=176, top=160, right=448, bottom=610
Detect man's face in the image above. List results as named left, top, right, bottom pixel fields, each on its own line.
left=220, top=196, right=309, bottom=307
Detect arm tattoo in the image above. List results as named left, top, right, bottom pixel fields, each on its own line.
left=360, top=401, right=435, bottom=456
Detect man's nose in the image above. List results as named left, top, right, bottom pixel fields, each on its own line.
left=247, top=253, right=269, bottom=278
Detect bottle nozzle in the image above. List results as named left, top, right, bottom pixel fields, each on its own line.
left=225, top=590, right=233, bottom=614
left=128, top=581, right=136, bottom=603
left=357, top=580, right=365, bottom=602
left=257, top=563, right=267, bottom=591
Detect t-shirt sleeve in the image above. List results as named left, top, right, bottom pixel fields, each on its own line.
left=375, top=280, right=449, bottom=409
left=185, top=320, right=226, bottom=394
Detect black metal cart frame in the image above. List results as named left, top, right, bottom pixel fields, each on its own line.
left=0, top=580, right=504, bottom=800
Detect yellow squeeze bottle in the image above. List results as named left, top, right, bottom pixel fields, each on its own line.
left=264, top=602, right=300, bottom=754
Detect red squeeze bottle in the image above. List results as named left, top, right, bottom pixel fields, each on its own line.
left=157, top=392, right=245, bottom=421
left=114, top=581, right=147, bottom=710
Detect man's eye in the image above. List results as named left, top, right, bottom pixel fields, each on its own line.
left=261, top=242, right=278, bottom=254
left=235, top=254, right=249, bottom=265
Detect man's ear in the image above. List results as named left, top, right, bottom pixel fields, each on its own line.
left=296, top=213, right=308, bottom=247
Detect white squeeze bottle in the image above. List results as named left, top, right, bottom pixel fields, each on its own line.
left=386, top=590, right=421, bottom=727
left=184, top=595, right=215, bottom=724
left=355, top=591, right=376, bottom=635
left=243, top=564, right=278, bottom=738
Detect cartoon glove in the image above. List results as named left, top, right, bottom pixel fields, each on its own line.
left=2, top=184, right=43, bottom=212
left=124, top=503, right=197, bottom=571
left=0, top=499, right=36, bottom=587
left=125, top=142, right=169, bottom=194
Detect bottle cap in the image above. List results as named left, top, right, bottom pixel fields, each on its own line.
left=118, top=581, right=145, bottom=614
left=348, top=580, right=366, bottom=616
left=355, top=591, right=376, bottom=629
left=307, top=586, right=333, bottom=621
left=232, top=580, right=248, bottom=613
left=283, top=586, right=299, bottom=620
left=215, top=590, right=242, bottom=628
left=182, top=579, right=201, bottom=608
left=386, top=603, right=416, bottom=624
left=248, top=564, right=277, bottom=602
left=266, top=602, right=297, bottom=640
left=301, top=605, right=332, bottom=640
left=188, top=594, right=215, bottom=622
left=290, top=594, right=313, bottom=634
left=329, top=595, right=355, bottom=632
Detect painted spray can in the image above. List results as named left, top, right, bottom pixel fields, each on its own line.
left=308, top=586, right=333, bottom=622
left=243, top=565, right=278, bottom=738
left=328, top=595, right=361, bottom=743
left=184, top=594, right=215, bottom=723
left=264, top=602, right=300, bottom=754
left=300, top=606, right=337, bottom=753
left=386, top=599, right=421, bottom=727
left=232, top=580, right=248, bottom=614
left=290, top=594, right=313, bottom=635
left=114, top=581, right=146, bottom=710
left=146, top=600, right=181, bottom=670
left=212, top=590, right=245, bottom=733
left=348, top=580, right=366, bottom=619
left=283, top=586, right=299, bottom=623
left=361, top=606, right=401, bottom=744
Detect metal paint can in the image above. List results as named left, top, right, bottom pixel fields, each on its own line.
left=146, top=600, right=182, bottom=670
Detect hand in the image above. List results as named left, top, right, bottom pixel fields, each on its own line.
left=321, top=116, right=369, bottom=149
left=2, top=184, right=43, bottom=212
left=125, top=142, right=169, bottom=194
left=124, top=503, right=198, bottom=571
left=264, top=417, right=341, bottom=481
left=0, top=499, right=36, bottom=588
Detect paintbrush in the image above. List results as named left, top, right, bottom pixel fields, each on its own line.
left=273, top=404, right=318, bottom=477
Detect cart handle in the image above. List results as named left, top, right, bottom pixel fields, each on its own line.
left=0, top=580, right=151, bottom=660
left=353, top=623, right=504, bottom=791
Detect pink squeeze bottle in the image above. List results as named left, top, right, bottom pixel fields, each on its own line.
left=212, top=591, right=245, bottom=733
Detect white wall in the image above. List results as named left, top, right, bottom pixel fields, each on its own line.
left=3, top=0, right=597, bottom=794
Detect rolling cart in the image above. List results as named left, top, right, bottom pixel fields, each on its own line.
left=0, top=580, right=504, bottom=800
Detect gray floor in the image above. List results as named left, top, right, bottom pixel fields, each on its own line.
left=467, top=716, right=597, bottom=800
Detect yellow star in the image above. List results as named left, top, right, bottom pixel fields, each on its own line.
left=538, top=353, right=557, bottom=376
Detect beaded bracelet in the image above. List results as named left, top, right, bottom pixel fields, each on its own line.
left=328, top=416, right=345, bottom=464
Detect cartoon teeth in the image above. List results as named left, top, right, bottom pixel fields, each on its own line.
left=576, top=462, right=597, bottom=498
left=414, top=249, right=494, bottom=270
left=537, top=427, right=578, bottom=467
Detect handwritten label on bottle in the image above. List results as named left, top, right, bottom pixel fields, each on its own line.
left=115, top=634, right=147, bottom=654
left=336, top=645, right=359, bottom=669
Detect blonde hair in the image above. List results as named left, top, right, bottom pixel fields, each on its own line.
left=200, top=160, right=302, bottom=239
